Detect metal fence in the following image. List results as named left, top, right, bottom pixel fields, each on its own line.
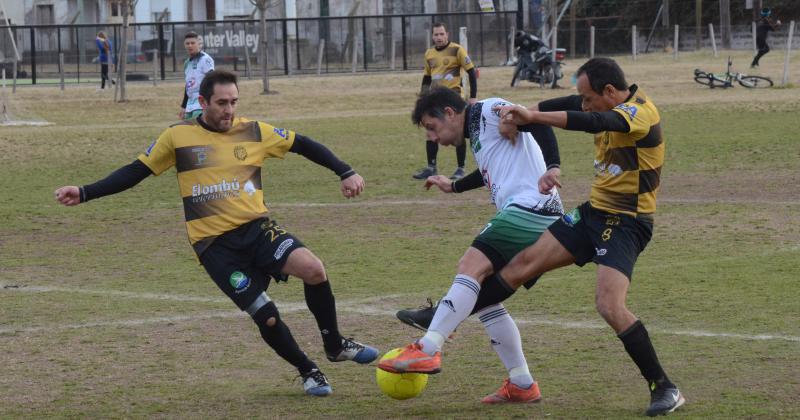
left=0, top=12, right=516, bottom=85
left=0, top=12, right=797, bottom=85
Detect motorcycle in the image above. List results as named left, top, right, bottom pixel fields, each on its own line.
left=511, top=31, right=566, bottom=89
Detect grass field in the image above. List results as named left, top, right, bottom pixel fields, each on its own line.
left=1, top=50, right=799, bottom=419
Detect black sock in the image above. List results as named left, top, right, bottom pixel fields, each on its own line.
left=256, top=303, right=317, bottom=374
left=426, top=141, right=438, bottom=167
left=618, top=320, right=673, bottom=388
left=471, top=273, right=516, bottom=315
left=304, top=281, right=343, bottom=353
left=455, top=142, right=466, bottom=168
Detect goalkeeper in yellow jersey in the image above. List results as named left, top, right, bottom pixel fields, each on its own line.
left=412, top=22, right=478, bottom=181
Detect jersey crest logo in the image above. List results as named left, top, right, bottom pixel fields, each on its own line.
left=443, top=58, right=451, bottom=66
left=615, top=103, right=638, bottom=120
left=234, top=145, right=248, bottom=161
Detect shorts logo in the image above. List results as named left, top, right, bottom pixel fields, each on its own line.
left=479, top=222, right=492, bottom=235
left=233, top=145, right=248, bottom=161
left=595, top=248, right=607, bottom=256
left=274, top=238, right=294, bottom=260
left=229, top=271, right=251, bottom=294
left=563, top=207, right=581, bottom=227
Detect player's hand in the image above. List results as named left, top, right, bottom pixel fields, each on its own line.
left=498, top=119, right=519, bottom=141
left=423, top=175, right=454, bottom=193
left=538, top=167, right=562, bottom=194
left=341, top=173, right=364, bottom=199
left=776, top=19, right=782, bottom=25
left=493, top=104, right=535, bottom=126
left=178, top=109, right=185, bottom=119
left=55, top=186, right=81, bottom=206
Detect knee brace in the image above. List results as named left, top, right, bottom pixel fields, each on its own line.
left=247, top=292, right=279, bottom=326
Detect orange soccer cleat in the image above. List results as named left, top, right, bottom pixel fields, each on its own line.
left=377, top=342, right=441, bottom=374
left=481, top=379, right=542, bottom=404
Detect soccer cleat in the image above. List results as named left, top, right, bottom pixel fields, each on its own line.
left=481, top=379, right=542, bottom=404
left=396, top=298, right=437, bottom=331
left=301, top=368, right=332, bottom=396
left=412, top=166, right=437, bottom=180
left=449, top=167, right=466, bottom=180
left=326, top=337, right=379, bottom=364
left=645, top=382, right=685, bottom=416
left=377, top=342, right=441, bottom=374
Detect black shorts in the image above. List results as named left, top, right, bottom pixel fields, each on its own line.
left=198, top=217, right=305, bottom=310
left=547, top=202, right=653, bottom=280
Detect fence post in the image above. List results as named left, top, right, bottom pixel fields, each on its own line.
left=30, top=27, right=36, bottom=85
left=152, top=49, right=158, bottom=86
left=590, top=26, right=595, bottom=58
left=158, top=23, right=165, bottom=80
left=459, top=27, right=468, bottom=99
left=12, top=60, right=17, bottom=93
left=752, top=21, right=757, bottom=55
left=317, top=38, right=325, bottom=75
left=244, top=41, right=252, bottom=79
left=709, top=23, right=718, bottom=57
left=351, top=35, right=358, bottom=73
left=390, top=36, right=396, bottom=70
left=632, top=25, right=637, bottom=61
left=782, top=21, right=795, bottom=87
left=282, top=19, right=289, bottom=76
left=508, top=27, right=515, bottom=64
left=674, top=24, right=679, bottom=60
left=362, top=17, right=368, bottom=71
left=59, top=52, right=64, bottom=91
left=401, top=16, right=407, bottom=71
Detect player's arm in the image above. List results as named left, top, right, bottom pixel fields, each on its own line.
left=563, top=110, right=630, bottom=133
left=420, top=75, right=432, bottom=93
left=55, top=160, right=153, bottom=206
left=423, top=169, right=483, bottom=194
left=179, top=91, right=188, bottom=118
left=466, top=68, right=478, bottom=103
left=518, top=124, right=562, bottom=193
left=289, top=134, right=364, bottom=198
left=537, top=95, right=583, bottom=112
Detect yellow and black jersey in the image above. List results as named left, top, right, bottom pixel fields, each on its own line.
left=590, top=87, right=663, bottom=218
left=138, top=117, right=295, bottom=254
left=423, top=42, right=475, bottom=94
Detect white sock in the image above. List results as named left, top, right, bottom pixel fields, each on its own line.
left=419, top=274, right=481, bottom=356
left=478, top=304, right=534, bottom=388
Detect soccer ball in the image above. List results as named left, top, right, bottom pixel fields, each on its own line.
left=375, top=348, right=429, bottom=400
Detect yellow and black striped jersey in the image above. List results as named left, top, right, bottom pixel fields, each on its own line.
left=138, top=117, right=295, bottom=254
left=423, top=42, right=475, bottom=94
left=590, top=87, right=664, bottom=218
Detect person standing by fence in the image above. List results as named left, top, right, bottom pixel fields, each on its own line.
left=95, top=31, right=115, bottom=90
left=179, top=31, right=215, bottom=120
left=751, top=8, right=782, bottom=68
left=412, top=22, right=478, bottom=181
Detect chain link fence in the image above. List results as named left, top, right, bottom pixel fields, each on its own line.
left=0, top=12, right=797, bottom=85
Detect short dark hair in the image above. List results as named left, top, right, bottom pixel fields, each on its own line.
left=412, top=87, right=467, bottom=126
left=199, top=70, right=238, bottom=101
left=433, top=22, right=447, bottom=31
left=576, top=57, right=628, bottom=95
left=185, top=31, right=200, bottom=40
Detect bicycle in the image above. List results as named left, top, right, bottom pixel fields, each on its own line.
left=693, top=57, right=773, bottom=88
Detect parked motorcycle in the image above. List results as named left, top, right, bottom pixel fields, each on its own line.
left=511, top=31, right=566, bottom=89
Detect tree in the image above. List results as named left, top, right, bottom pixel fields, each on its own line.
left=114, top=0, right=138, bottom=103
left=249, top=0, right=279, bottom=94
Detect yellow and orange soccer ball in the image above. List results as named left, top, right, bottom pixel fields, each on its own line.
left=375, top=348, right=429, bottom=400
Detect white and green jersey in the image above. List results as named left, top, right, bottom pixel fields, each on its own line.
left=183, top=51, right=215, bottom=113
left=466, top=97, right=563, bottom=216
